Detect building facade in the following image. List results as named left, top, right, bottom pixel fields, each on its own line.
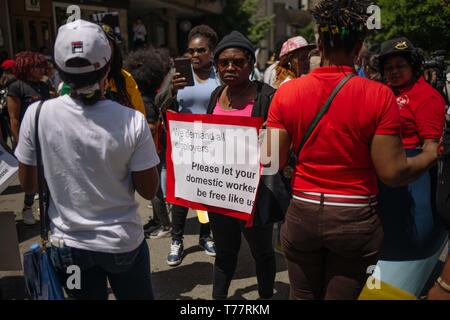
left=0, top=0, right=14, bottom=59
left=8, top=0, right=55, bottom=55
left=2, top=0, right=318, bottom=61
left=3, top=0, right=130, bottom=57
left=258, top=0, right=316, bottom=67
left=128, top=0, right=226, bottom=55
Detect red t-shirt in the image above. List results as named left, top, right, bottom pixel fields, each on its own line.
left=267, top=66, right=400, bottom=196
left=394, top=76, right=445, bottom=149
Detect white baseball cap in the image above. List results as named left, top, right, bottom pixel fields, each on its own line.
left=54, top=19, right=111, bottom=74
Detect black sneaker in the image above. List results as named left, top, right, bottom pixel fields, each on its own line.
left=167, top=240, right=184, bottom=266
left=143, top=219, right=160, bottom=234
left=199, top=237, right=216, bottom=257
left=150, top=225, right=172, bottom=239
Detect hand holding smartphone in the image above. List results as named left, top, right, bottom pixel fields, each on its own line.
left=174, top=57, right=195, bottom=88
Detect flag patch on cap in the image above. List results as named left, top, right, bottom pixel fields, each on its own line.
left=72, top=41, right=84, bottom=54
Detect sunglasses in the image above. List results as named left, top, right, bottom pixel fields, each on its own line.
left=187, top=47, right=208, bottom=55
left=217, top=58, right=248, bottom=69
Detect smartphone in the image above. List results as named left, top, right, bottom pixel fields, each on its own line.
left=174, top=57, right=195, bottom=87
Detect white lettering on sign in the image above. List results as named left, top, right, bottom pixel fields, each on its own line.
left=169, top=120, right=261, bottom=214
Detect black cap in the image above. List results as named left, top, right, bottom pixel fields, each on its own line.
left=379, top=37, right=415, bottom=59
left=214, top=31, right=255, bottom=62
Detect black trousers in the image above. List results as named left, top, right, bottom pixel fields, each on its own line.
left=209, top=213, right=276, bottom=299
left=171, top=204, right=211, bottom=241
left=151, top=161, right=170, bottom=227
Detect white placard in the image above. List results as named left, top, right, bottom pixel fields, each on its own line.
left=0, top=144, right=18, bottom=194
left=170, top=120, right=261, bottom=214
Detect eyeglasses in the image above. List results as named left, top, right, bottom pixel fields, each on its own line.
left=217, top=58, right=248, bottom=69
left=383, top=63, right=410, bottom=73
left=187, top=47, right=208, bottom=55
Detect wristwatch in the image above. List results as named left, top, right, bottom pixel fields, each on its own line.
left=436, top=277, right=450, bottom=293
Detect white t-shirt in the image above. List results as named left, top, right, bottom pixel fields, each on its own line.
left=15, top=95, right=160, bottom=253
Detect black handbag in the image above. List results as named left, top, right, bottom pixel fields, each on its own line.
left=253, top=73, right=356, bottom=226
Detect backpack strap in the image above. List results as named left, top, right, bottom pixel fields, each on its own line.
left=34, top=101, right=50, bottom=243
left=296, top=73, right=356, bottom=157
left=206, top=85, right=226, bottom=115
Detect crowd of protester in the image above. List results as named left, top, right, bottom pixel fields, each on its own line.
left=1, top=0, right=449, bottom=301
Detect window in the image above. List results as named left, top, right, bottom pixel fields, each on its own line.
left=41, top=20, right=51, bottom=49
left=29, top=20, right=38, bottom=51
left=15, top=19, right=25, bottom=52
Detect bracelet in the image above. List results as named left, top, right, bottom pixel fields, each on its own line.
left=437, top=141, right=444, bottom=157
left=436, top=277, right=450, bottom=293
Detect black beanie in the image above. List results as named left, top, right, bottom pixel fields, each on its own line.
left=214, top=31, right=256, bottom=62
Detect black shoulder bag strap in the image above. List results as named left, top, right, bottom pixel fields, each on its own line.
left=206, top=85, right=226, bottom=114
left=34, top=101, right=50, bottom=243
left=296, top=73, right=356, bottom=157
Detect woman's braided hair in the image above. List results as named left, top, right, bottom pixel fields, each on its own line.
left=310, top=0, right=372, bottom=54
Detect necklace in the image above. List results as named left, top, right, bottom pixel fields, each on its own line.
left=225, top=82, right=254, bottom=109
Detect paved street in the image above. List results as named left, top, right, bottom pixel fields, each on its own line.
left=0, top=179, right=290, bottom=300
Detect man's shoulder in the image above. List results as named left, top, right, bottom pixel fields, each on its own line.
left=101, top=98, right=139, bottom=113
left=414, top=77, right=445, bottom=103
left=352, top=76, right=393, bottom=99
left=275, top=75, right=313, bottom=98
left=7, top=79, right=22, bottom=92
left=109, top=100, right=146, bottom=122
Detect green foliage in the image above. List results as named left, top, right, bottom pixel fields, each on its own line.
left=373, top=0, right=450, bottom=52
left=241, top=0, right=274, bottom=43
left=297, top=22, right=316, bottom=44
left=205, top=0, right=249, bottom=38
left=205, top=0, right=274, bottom=44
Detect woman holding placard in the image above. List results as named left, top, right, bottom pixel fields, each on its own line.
left=205, top=31, right=278, bottom=300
